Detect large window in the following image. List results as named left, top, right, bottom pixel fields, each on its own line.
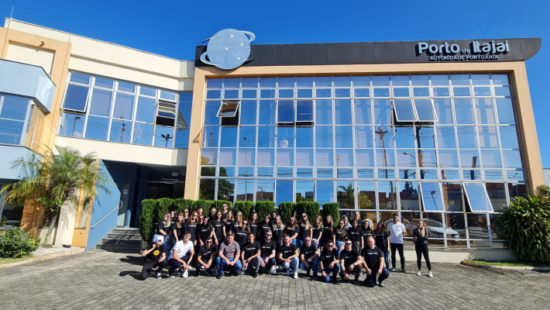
left=0, top=94, right=32, bottom=145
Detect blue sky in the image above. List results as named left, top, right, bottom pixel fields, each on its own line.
left=2, top=0, right=549, bottom=166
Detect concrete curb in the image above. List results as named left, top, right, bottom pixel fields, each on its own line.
left=460, top=260, right=550, bottom=271
left=0, top=247, right=85, bottom=269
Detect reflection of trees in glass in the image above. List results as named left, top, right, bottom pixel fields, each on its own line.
left=358, top=193, right=373, bottom=209
left=338, top=184, right=355, bottom=209
left=199, top=178, right=215, bottom=200
left=217, top=168, right=234, bottom=201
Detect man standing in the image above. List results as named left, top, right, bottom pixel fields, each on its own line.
left=140, top=237, right=166, bottom=280
left=299, top=237, right=319, bottom=279
left=216, top=233, right=242, bottom=279
left=278, top=234, right=300, bottom=279
left=361, top=236, right=390, bottom=287
left=168, top=231, right=194, bottom=278
left=195, top=237, right=217, bottom=276
left=259, top=229, right=277, bottom=274
left=388, top=214, right=407, bottom=272
left=241, top=233, right=261, bottom=277
left=319, top=240, right=340, bottom=283
left=340, top=239, right=362, bottom=282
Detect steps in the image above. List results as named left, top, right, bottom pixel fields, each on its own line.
left=96, top=227, right=143, bottom=253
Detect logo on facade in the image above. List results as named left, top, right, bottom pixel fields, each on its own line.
left=200, top=29, right=255, bottom=70
left=416, top=40, right=510, bottom=61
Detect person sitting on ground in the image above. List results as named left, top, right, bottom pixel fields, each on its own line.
left=259, top=229, right=277, bottom=274
left=216, top=233, right=242, bottom=279
left=140, top=236, right=166, bottom=280
left=361, top=236, right=389, bottom=287
left=195, top=236, right=217, bottom=277
left=299, top=236, right=320, bottom=279
left=168, top=231, right=194, bottom=278
left=241, top=233, right=261, bottom=277
left=340, top=238, right=362, bottom=282
left=278, top=234, right=300, bottom=279
left=319, top=240, right=340, bottom=283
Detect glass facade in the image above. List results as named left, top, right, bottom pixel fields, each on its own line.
left=58, top=72, right=192, bottom=149
left=0, top=93, right=33, bottom=145
left=199, top=74, right=525, bottom=248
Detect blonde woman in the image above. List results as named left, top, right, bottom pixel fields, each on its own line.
left=156, top=213, right=172, bottom=251
left=272, top=215, right=286, bottom=248
left=312, top=215, right=323, bottom=249
left=233, top=211, right=244, bottom=234
left=322, top=215, right=335, bottom=248
left=285, top=216, right=299, bottom=246
left=171, top=213, right=185, bottom=243
left=413, top=220, right=433, bottom=278
left=299, top=213, right=312, bottom=248
left=224, top=210, right=234, bottom=240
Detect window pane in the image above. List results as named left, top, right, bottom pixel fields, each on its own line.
left=355, top=149, right=374, bottom=167
left=374, top=88, right=390, bottom=97
left=201, top=148, right=217, bottom=165
left=70, top=72, right=90, bottom=84
left=316, top=149, right=333, bottom=166
left=478, top=126, right=499, bottom=148
left=217, top=178, right=235, bottom=201
left=503, top=150, right=522, bottom=169
left=436, top=127, right=456, bottom=148
left=335, top=88, right=351, bottom=98
left=238, top=148, right=255, bottom=165
left=0, top=119, right=24, bottom=144
left=316, top=126, right=333, bottom=148
left=399, top=181, right=420, bottom=211
left=85, top=116, right=109, bottom=140
left=239, top=126, right=256, bottom=147
left=334, top=126, right=352, bottom=148
left=278, top=89, right=293, bottom=98
left=316, top=99, right=332, bottom=124
left=203, top=126, right=219, bottom=147
left=374, top=126, right=393, bottom=148
left=95, top=77, right=114, bottom=89
left=355, top=126, right=372, bottom=148
left=431, top=74, right=450, bottom=86
left=218, top=100, right=239, bottom=117
left=63, top=84, right=89, bottom=112
left=438, top=150, right=459, bottom=168
left=219, top=149, right=236, bottom=165
left=395, top=127, right=414, bottom=148
left=58, top=113, right=84, bottom=138
left=220, top=126, right=237, bottom=147
left=276, top=180, right=293, bottom=205
left=257, top=149, right=274, bottom=166
left=258, top=126, right=275, bottom=147
left=397, top=150, right=416, bottom=167
left=486, top=183, right=507, bottom=211
left=467, top=214, right=489, bottom=240
left=109, top=119, right=131, bottom=143
left=337, top=181, right=354, bottom=209
left=495, top=98, right=515, bottom=124
left=240, top=100, right=257, bottom=125
left=418, top=126, right=435, bottom=148
left=457, top=126, right=477, bottom=148
left=139, top=85, right=156, bottom=96
left=354, top=99, right=371, bottom=124
left=378, top=181, right=397, bottom=210
left=205, top=101, right=220, bottom=125
left=414, top=99, right=436, bottom=121
left=500, top=126, right=519, bottom=149
left=113, top=93, right=134, bottom=120
left=475, top=98, right=496, bottom=124
left=317, top=180, right=335, bottom=204
left=154, top=125, right=174, bottom=148
left=278, top=100, right=293, bottom=123
left=376, top=149, right=394, bottom=167
left=256, top=180, right=274, bottom=201
left=1, top=95, right=30, bottom=120
left=441, top=183, right=463, bottom=211
left=464, top=183, right=494, bottom=212
left=434, top=99, right=453, bottom=124
left=278, top=126, right=294, bottom=148
left=135, top=96, right=155, bottom=122
left=297, top=100, right=313, bottom=122
left=296, top=127, right=313, bottom=147
left=419, top=150, right=437, bottom=167
left=296, top=180, right=314, bottom=202
left=335, top=149, right=354, bottom=166
left=88, top=89, right=113, bottom=117
left=334, top=100, right=352, bottom=124
left=393, top=87, right=409, bottom=97
left=454, top=99, right=474, bottom=124
left=277, top=149, right=293, bottom=166
left=296, top=149, right=313, bottom=166
left=315, top=88, right=331, bottom=98
left=357, top=181, right=375, bottom=209
left=236, top=179, right=254, bottom=201
left=374, top=99, right=392, bottom=124
left=420, top=182, right=445, bottom=212
left=393, top=99, right=416, bottom=121
left=133, top=122, right=153, bottom=145
left=118, top=81, right=136, bottom=93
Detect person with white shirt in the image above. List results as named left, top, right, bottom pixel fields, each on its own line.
left=168, top=231, right=195, bottom=278
left=387, top=214, right=407, bottom=272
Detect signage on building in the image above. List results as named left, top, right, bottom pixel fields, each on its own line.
left=199, top=28, right=255, bottom=70
left=416, top=40, right=511, bottom=61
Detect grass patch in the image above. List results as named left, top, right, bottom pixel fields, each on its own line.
left=464, top=258, right=549, bottom=268
left=0, top=255, right=32, bottom=265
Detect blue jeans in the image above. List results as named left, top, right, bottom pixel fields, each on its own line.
left=260, top=256, right=276, bottom=271
left=281, top=257, right=299, bottom=274
left=364, top=267, right=389, bottom=286
left=322, top=263, right=341, bottom=282
left=383, top=249, right=390, bottom=269
left=336, top=241, right=344, bottom=256
left=168, top=253, right=191, bottom=275
left=216, top=256, right=242, bottom=275
left=299, top=257, right=319, bottom=275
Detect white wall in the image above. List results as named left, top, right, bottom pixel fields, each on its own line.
left=6, top=43, right=54, bottom=74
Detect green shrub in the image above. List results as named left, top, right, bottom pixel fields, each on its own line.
left=321, top=203, right=340, bottom=226
left=155, top=198, right=174, bottom=222
left=173, top=198, right=194, bottom=214
left=214, top=200, right=232, bottom=210
left=0, top=228, right=39, bottom=258
left=296, top=200, right=320, bottom=221
left=234, top=201, right=254, bottom=220
left=139, top=199, right=156, bottom=242
left=278, top=202, right=296, bottom=225
left=192, top=200, right=215, bottom=216
left=255, top=201, right=275, bottom=222
left=498, top=185, right=550, bottom=264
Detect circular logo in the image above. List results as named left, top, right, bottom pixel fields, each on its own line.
left=153, top=249, right=160, bottom=256
left=200, top=29, right=255, bottom=70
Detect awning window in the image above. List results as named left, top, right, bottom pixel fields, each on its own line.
left=463, top=183, right=494, bottom=212
left=419, top=182, right=446, bottom=212
left=217, top=100, right=240, bottom=118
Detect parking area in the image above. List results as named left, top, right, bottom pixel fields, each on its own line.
left=0, top=250, right=549, bottom=309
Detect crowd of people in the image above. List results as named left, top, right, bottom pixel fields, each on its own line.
left=141, top=204, right=433, bottom=287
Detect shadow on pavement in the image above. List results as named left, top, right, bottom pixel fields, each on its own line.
left=119, top=270, right=143, bottom=280
left=120, top=255, right=143, bottom=266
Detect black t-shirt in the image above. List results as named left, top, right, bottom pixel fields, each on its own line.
left=320, top=248, right=338, bottom=268
left=340, top=248, right=359, bottom=267
left=157, top=222, right=171, bottom=235
left=249, top=222, right=258, bottom=238
left=285, top=226, right=298, bottom=239
left=279, top=244, right=297, bottom=259
left=213, top=220, right=224, bottom=241
left=362, top=247, right=384, bottom=270
left=335, top=227, right=346, bottom=242
left=171, top=222, right=185, bottom=239
left=243, top=241, right=261, bottom=260
left=272, top=225, right=284, bottom=246
left=348, top=228, right=362, bottom=243
left=198, top=244, right=217, bottom=263
left=312, top=226, right=323, bottom=240
left=224, top=220, right=233, bottom=236
left=260, top=239, right=276, bottom=257
left=260, top=222, right=271, bottom=239
left=235, top=230, right=248, bottom=247
left=361, top=228, right=374, bottom=246
left=145, top=243, right=165, bottom=260
left=300, top=244, right=317, bottom=260
left=323, top=224, right=334, bottom=242
left=413, top=228, right=429, bottom=246
left=186, top=222, right=197, bottom=241
left=299, top=223, right=311, bottom=239
left=374, top=230, right=389, bottom=249
left=198, top=224, right=213, bottom=242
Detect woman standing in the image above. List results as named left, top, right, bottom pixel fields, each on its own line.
left=171, top=213, right=185, bottom=243
left=186, top=211, right=199, bottom=246
left=374, top=221, right=390, bottom=269
left=285, top=216, right=299, bottom=246
left=311, top=216, right=324, bottom=249
left=272, top=215, right=286, bottom=248
left=413, top=220, right=433, bottom=278
left=360, top=220, right=374, bottom=250
left=334, top=220, right=347, bottom=255
left=233, top=211, right=244, bottom=234
left=157, top=213, right=172, bottom=251
left=224, top=210, right=234, bottom=240
left=348, top=220, right=362, bottom=251
left=299, top=213, right=312, bottom=248
left=249, top=212, right=259, bottom=239
left=213, top=211, right=225, bottom=245
left=322, top=215, right=335, bottom=249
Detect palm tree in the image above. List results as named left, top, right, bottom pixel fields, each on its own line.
left=1, top=146, right=109, bottom=244
left=338, top=184, right=355, bottom=209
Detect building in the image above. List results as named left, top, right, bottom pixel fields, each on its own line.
left=0, top=20, right=544, bottom=250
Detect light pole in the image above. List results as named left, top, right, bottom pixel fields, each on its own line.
left=161, top=133, right=172, bottom=147
left=375, top=126, right=394, bottom=208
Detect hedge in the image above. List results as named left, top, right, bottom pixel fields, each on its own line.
left=278, top=202, right=296, bottom=225
left=234, top=201, right=254, bottom=220
left=255, top=201, right=275, bottom=222
left=296, top=200, right=320, bottom=221
left=155, top=198, right=174, bottom=222
left=0, top=228, right=39, bottom=258
left=214, top=200, right=233, bottom=211
left=192, top=200, right=215, bottom=216
left=321, top=203, right=340, bottom=227
left=139, top=199, right=156, bottom=242
left=173, top=198, right=194, bottom=214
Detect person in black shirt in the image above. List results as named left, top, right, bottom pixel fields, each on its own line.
left=311, top=216, right=323, bottom=249
left=171, top=213, right=185, bottom=243
left=360, top=220, right=374, bottom=250
left=285, top=216, right=299, bottom=246
left=221, top=203, right=230, bottom=220
left=140, top=237, right=166, bottom=280
left=319, top=240, right=340, bottom=283
left=259, top=229, right=277, bottom=274
left=299, top=237, right=319, bottom=279
left=298, top=213, right=312, bottom=248
left=340, top=239, right=362, bottom=282
left=212, top=211, right=225, bottom=246
left=322, top=215, right=335, bottom=249
left=249, top=212, right=259, bottom=239
left=361, top=236, right=389, bottom=287
left=156, top=213, right=172, bottom=251
left=348, top=220, right=362, bottom=251
left=272, top=215, right=286, bottom=248
left=198, top=216, right=217, bottom=247
left=374, top=221, right=390, bottom=268
left=195, top=237, right=217, bottom=276
left=208, top=206, right=217, bottom=223
left=186, top=211, right=199, bottom=246
left=241, top=233, right=261, bottom=277
left=278, top=234, right=299, bottom=279
left=224, top=210, right=234, bottom=240
left=235, top=220, right=250, bottom=249
left=413, top=220, right=433, bottom=278
left=259, top=215, right=271, bottom=241
left=334, top=220, right=347, bottom=256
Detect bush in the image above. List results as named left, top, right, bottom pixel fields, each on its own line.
left=278, top=202, right=296, bottom=225
left=296, top=200, right=320, bottom=221
left=192, top=200, right=215, bottom=217
left=321, top=203, right=340, bottom=226
left=173, top=198, right=194, bottom=214
left=214, top=200, right=232, bottom=211
left=498, top=185, right=550, bottom=264
left=234, top=201, right=254, bottom=220
left=139, top=199, right=156, bottom=242
left=155, top=198, right=174, bottom=222
left=0, top=228, right=39, bottom=258
left=255, top=201, right=275, bottom=222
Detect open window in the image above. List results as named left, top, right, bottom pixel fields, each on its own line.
left=217, top=100, right=240, bottom=126
left=463, top=183, right=494, bottom=212
left=156, top=100, right=177, bottom=126
left=393, top=99, right=437, bottom=123
left=419, top=182, right=446, bottom=212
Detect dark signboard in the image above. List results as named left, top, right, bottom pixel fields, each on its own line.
left=195, top=38, right=540, bottom=68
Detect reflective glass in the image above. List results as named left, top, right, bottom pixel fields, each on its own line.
left=257, top=149, right=274, bottom=166
left=438, top=150, right=459, bottom=168
left=85, top=116, right=109, bottom=140
left=494, top=87, right=510, bottom=96
left=236, top=179, right=254, bottom=201
left=397, top=150, right=416, bottom=167
left=354, top=88, right=370, bottom=97
left=199, top=178, right=215, bottom=200
left=503, top=150, right=522, bottom=168
left=296, top=149, right=313, bottom=166
left=134, top=96, right=155, bottom=122
left=491, top=74, right=509, bottom=86
left=414, top=99, right=436, bottom=121
left=411, top=75, right=430, bottom=86
left=118, top=81, right=136, bottom=93
left=399, top=169, right=418, bottom=179
left=378, top=181, right=397, bottom=209
left=379, top=169, right=395, bottom=179
left=317, top=168, right=333, bottom=178
left=316, top=89, right=332, bottom=98
left=464, top=183, right=493, bottom=212
left=63, top=84, right=89, bottom=112
left=317, top=180, right=335, bottom=204
left=337, top=168, right=353, bottom=178
left=205, top=101, right=220, bottom=125
left=450, top=74, right=469, bottom=85
left=316, top=149, right=333, bottom=166
left=242, top=90, right=257, bottom=98
left=239, top=167, right=254, bottom=177
left=399, top=181, right=420, bottom=211
left=354, top=99, right=371, bottom=124
left=257, top=167, right=272, bottom=177
left=436, top=127, right=456, bottom=148
left=217, top=178, right=235, bottom=201
left=419, top=150, right=437, bottom=167
left=355, top=149, right=374, bottom=167
left=239, top=126, right=256, bottom=147
left=420, top=182, right=445, bottom=212
left=278, top=100, right=293, bottom=123
left=139, top=85, right=156, bottom=96
left=256, top=180, right=274, bottom=201
left=316, top=99, right=332, bottom=124
left=441, top=183, right=463, bottom=211
left=467, top=214, right=489, bottom=240
left=334, top=76, right=351, bottom=87
left=154, top=125, right=174, bottom=147
left=277, top=167, right=293, bottom=177
left=374, top=88, right=390, bottom=97
left=113, top=93, right=134, bottom=120
left=357, top=169, right=374, bottom=179
left=421, top=169, right=438, bottom=180
left=495, top=98, right=515, bottom=124
left=296, top=127, right=313, bottom=147
left=259, top=100, right=276, bottom=124
left=418, top=126, right=435, bottom=148
left=109, top=119, right=131, bottom=143
left=277, top=149, right=293, bottom=166
left=453, top=87, right=470, bottom=96
left=499, top=126, right=519, bottom=149
left=334, top=100, right=352, bottom=124
left=296, top=180, right=314, bottom=202
left=219, top=149, right=236, bottom=165
left=372, top=76, right=390, bottom=86
left=478, top=126, right=499, bottom=148
left=413, top=87, right=430, bottom=97
left=161, top=89, right=178, bottom=100
left=242, top=78, right=258, bottom=88
left=278, top=126, right=294, bottom=148
left=393, top=87, right=409, bottom=97
left=484, top=170, right=503, bottom=181
left=207, top=79, right=222, bottom=89
left=391, top=75, right=409, bottom=86
left=474, top=87, right=491, bottom=96
left=316, top=126, right=333, bottom=148
left=297, top=77, right=314, bottom=87
left=201, top=148, right=217, bottom=165
left=276, top=180, right=293, bottom=205
left=297, top=168, right=313, bottom=178
left=352, top=76, right=370, bottom=87
left=224, top=78, right=240, bottom=89
left=475, top=98, right=496, bottom=124
left=1, top=95, right=29, bottom=120
left=297, top=100, right=313, bottom=122
left=355, top=126, right=373, bottom=148
left=278, top=77, right=294, bottom=88
left=133, top=122, right=153, bottom=145
left=374, top=99, right=392, bottom=124
left=220, top=126, right=237, bottom=147
left=297, top=89, right=313, bottom=98
left=203, top=126, right=219, bottom=147
left=278, top=89, right=293, bottom=98
left=433, top=99, right=453, bottom=124
left=70, top=72, right=90, bottom=84
left=433, top=87, right=450, bottom=97
left=88, top=89, right=113, bottom=117
left=334, top=126, right=353, bottom=148
left=431, top=74, right=450, bottom=86
left=454, top=99, right=474, bottom=124
left=0, top=119, right=23, bottom=144
left=486, top=183, right=507, bottom=211
left=376, top=149, right=395, bottom=167
left=460, top=149, right=480, bottom=168
left=356, top=181, right=375, bottom=209
left=395, top=127, right=414, bottom=148
left=472, top=74, right=490, bottom=85
left=393, top=99, right=415, bottom=121
left=260, top=89, right=275, bottom=98
left=258, top=126, right=275, bottom=147
left=337, top=181, right=355, bottom=209
left=335, top=149, right=353, bottom=166
left=58, top=113, right=84, bottom=138
left=335, top=88, right=350, bottom=98
left=240, top=100, right=257, bottom=125
left=374, top=126, right=393, bottom=148
left=457, top=126, right=477, bottom=148
left=238, top=148, right=255, bottom=165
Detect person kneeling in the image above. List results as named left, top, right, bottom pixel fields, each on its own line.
left=259, top=230, right=277, bottom=274
left=168, top=231, right=194, bottom=278
left=361, top=236, right=389, bottom=287
left=278, top=234, right=299, bottom=279
left=241, top=233, right=261, bottom=277
left=319, top=240, right=340, bottom=283
left=195, top=237, right=217, bottom=276
left=299, top=237, right=319, bottom=279
left=216, top=233, right=242, bottom=278
left=140, top=237, right=166, bottom=280
left=340, top=239, right=362, bottom=282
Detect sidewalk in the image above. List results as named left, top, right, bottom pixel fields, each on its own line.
left=0, top=246, right=85, bottom=269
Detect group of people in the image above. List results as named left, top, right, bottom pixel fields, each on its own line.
left=141, top=205, right=433, bottom=287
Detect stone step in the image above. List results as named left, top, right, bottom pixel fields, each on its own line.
left=111, top=228, right=141, bottom=235
left=106, top=233, right=142, bottom=241
left=100, top=239, right=142, bottom=246
left=96, top=244, right=141, bottom=253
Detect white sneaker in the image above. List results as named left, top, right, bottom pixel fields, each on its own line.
left=156, top=272, right=161, bottom=279
left=417, top=270, right=422, bottom=276
left=428, top=271, right=433, bottom=278
left=270, top=266, right=277, bottom=274
left=183, top=270, right=189, bottom=278
left=293, top=272, right=298, bottom=279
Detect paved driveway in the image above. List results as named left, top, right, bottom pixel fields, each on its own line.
left=0, top=250, right=548, bottom=309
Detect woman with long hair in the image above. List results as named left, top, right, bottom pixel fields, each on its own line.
left=224, top=210, right=234, bottom=240
left=171, top=212, right=185, bottom=243
left=236, top=219, right=250, bottom=249
left=260, top=215, right=271, bottom=241
left=299, top=213, right=312, bottom=248
left=285, top=216, right=299, bottom=245
left=322, top=215, right=335, bottom=248
left=360, top=220, right=374, bottom=250
left=233, top=211, right=244, bottom=234
left=334, top=220, right=347, bottom=255
left=272, top=215, right=286, bottom=248
left=249, top=212, right=259, bottom=239
left=213, top=211, right=225, bottom=245
left=312, top=215, right=324, bottom=249
left=413, top=220, right=433, bottom=277
left=186, top=211, right=199, bottom=246
left=157, top=213, right=172, bottom=251
left=374, top=221, right=390, bottom=269
left=348, top=220, right=362, bottom=251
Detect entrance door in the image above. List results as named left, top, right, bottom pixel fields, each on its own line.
left=117, top=182, right=131, bottom=227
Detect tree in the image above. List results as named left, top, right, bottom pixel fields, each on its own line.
left=338, top=184, right=355, bottom=209
left=0, top=146, right=109, bottom=244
